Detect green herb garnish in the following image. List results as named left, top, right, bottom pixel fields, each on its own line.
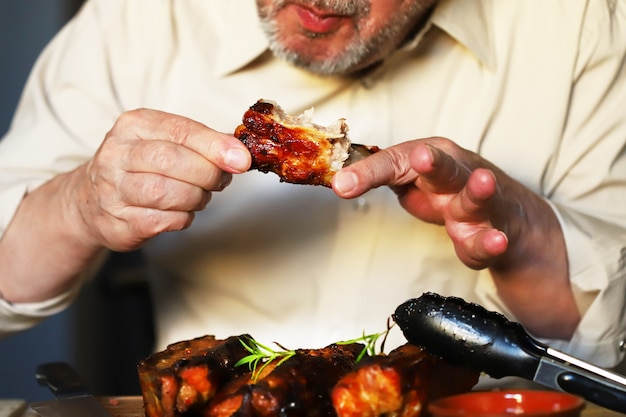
left=336, top=331, right=387, bottom=363
left=336, top=319, right=394, bottom=363
left=235, top=319, right=394, bottom=381
left=235, top=337, right=296, bottom=382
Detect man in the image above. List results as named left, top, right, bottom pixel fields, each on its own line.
left=0, top=0, right=625, bottom=367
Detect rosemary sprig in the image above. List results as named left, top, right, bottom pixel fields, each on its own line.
left=235, top=319, right=394, bottom=381
left=336, top=322, right=393, bottom=363
left=235, top=337, right=296, bottom=382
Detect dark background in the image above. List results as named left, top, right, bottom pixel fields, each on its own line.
left=0, top=0, right=83, bottom=135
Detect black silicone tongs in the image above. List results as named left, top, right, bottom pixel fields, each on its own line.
left=392, top=292, right=626, bottom=413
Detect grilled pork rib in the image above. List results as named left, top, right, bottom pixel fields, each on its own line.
left=138, top=336, right=479, bottom=417
left=138, top=335, right=251, bottom=417
left=332, top=344, right=480, bottom=417
left=206, top=343, right=364, bottom=417
left=234, top=99, right=378, bottom=187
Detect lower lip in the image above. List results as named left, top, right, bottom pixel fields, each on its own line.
left=293, top=5, right=346, bottom=34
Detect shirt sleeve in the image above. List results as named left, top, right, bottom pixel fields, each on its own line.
left=0, top=1, right=121, bottom=238
left=0, top=1, right=125, bottom=332
left=534, top=2, right=626, bottom=367
left=0, top=281, right=81, bottom=337
left=546, top=205, right=626, bottom=367
left=474, top=2, right=626, bottom=368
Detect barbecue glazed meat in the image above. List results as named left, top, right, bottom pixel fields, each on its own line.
left=331, top=344, right=479, bottom=417
left=203, top=366, right=263, bottom=417
left=138, top=335, right=252, bottom=417
left=234, top=99, right=378, bottom=187
left=206, top=342, right=365, bottom=417
left=138, top=336, right=479, bottom=417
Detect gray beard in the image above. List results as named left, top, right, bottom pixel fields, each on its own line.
left=257, top=0, right=431, bottom=76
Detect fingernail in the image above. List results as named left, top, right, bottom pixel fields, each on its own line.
left=333, top=171, right=358, bottom=194
left=224, top=148, right=249, bottom=172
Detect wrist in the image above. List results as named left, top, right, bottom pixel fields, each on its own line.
left=59, top=164, right=104, bottom=253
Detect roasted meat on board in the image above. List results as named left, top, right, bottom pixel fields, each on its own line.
left=206, top=342, right=364, bottom=417
left=138, top=335, right=252, bottom=417
left=331, top=343, right=479, bottom=417
left=138, top=335, right=479, bottom=417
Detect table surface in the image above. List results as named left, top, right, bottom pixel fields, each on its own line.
left=6, top=393, right=624, bottom=417
left=0, top=390, right=626, bottom=417
left=102, top=396, right=626, bottom=417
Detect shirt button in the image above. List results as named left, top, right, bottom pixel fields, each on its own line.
left=353, top=197, right=370, bottom=214
left=619, top=339, right=626, bottom=352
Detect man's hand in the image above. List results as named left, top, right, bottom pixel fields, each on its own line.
left=334, top=138, right=517, bottom=269
left=71, top=109, right=251, bottom=252
left=332, top=137, right=580, bottom=339
left=0, top=109, right=251, bottom=303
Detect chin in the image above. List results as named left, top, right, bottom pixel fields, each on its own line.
left=272, top=38, right=375, bottom=75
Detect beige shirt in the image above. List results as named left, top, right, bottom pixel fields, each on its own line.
left=1, top=0, right=625, bottom=367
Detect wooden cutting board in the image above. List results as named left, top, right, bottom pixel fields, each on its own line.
left=97, top=397, right=144, bottom=417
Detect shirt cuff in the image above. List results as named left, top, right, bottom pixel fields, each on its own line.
left=0, top=285, right=79, bottom=337
left=534, top=201, right=626, bottom=367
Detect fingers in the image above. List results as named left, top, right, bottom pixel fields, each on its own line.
left=76, top=109, right=251, bottom=250
left=333, top=141, right=418, bottom=197
left=113, top=108, right=251, bottom=174
left=333, top=136, right=510, bottom=270
left=102, top=206, right=196, bottom=250
left=119, top=139, right=232, bottom=191
left=448, top=168, right=497, bottom=222
left=116, top=172, right=213, bottom=212
left=410, top=142, right=469, bottom=194
left=333, top=138, right=469, bottom=198
left=453, top=228, right=508, bottom=269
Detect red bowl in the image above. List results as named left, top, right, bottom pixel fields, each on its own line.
left=428, top=390, right=585, bottom=417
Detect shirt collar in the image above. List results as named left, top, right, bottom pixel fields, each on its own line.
left=213, top=0, right=496, bottom=77
left=430, top=0, right=496, bottom=70
left=213, top=0, right=270, bottom=77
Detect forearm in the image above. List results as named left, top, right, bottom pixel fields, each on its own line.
left=0, top=164, right=104, bottom=303
left=490, top=193, right=580, bottom=340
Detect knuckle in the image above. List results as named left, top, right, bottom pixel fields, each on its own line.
left=167, top=116, right=195, bottom=146
left=153, top=211, right=195, bottom=233
left=129, top=209, right=178, bottom=235
left=145, top=141, right=178, bottom=170
left=115, top=108, right=148, bottom=129
left=142, top=175, right=170, bottom=206
left=140, top=175, right=203, bottom=211
left=386, top=148, right=414, bottom=181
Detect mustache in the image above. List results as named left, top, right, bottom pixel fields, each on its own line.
left=269, top=0, right=371, bottom=17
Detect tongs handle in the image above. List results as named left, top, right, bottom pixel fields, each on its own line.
left=392, top=292, right=545, bottom=379
left=557, top=372, right=626, bottom=413
left=393, top=292, right=626, bottom=413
